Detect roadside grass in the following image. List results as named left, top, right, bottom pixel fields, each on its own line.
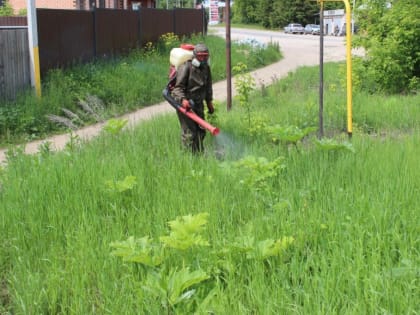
left=0, top=63, right=419, bottom=314
left=0, top=33, right=281, bottom=148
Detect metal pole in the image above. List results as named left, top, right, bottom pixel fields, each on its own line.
left=26, top=0, right=41, bottom=97
left=319, top=1, right=324, bottom=138
left=343, top=0, right=353, bottom=137
left=225, top=0, right=232, bottom=110
left=314, top=0, right=353, bottom=138
left=352, top=0, right=355, bottom=34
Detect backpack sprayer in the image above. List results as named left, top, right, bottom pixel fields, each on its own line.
left=162, top=44, right=220, bottom=136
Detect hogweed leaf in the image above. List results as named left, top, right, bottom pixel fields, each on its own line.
left=105, top=175, right=137, bottom=193
left=232, top=156, right=286, bottom=191
left=115, top=175, right=137, bottom=192
left=160, top=212, right=210, bottom=250
left=142, top=268, right=209, bottom=308
left=231, top=235, right=255, bottom=253
left=168, top=212, right=209, bottom=234
left=110, top=236, right=163, bottom=267
left=103, top=118, right=128, bottom=135
left=249, top=236, right=295, bottom=260
left=389, top=259, right=419, bottom=278
left=313, top=138, right=355, bottom=153
left=167, top=268, right=210, bottom=306
left=266, top=125, right=317, bottom=145
left=142, top=271, right=169, bottom=307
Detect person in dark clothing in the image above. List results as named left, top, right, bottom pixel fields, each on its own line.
left=171, top=43, right=214, bottom=153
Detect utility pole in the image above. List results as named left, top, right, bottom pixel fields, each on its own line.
left=26, top=0, right=41, bottom=97
left=319, top=1, right=324, bottom=138
left=225, top=0, right=232, bottom=110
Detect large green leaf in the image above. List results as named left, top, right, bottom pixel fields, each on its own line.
left=110, top=236, right=164, bottom=266
left=160, top=212, right=210, bottom=250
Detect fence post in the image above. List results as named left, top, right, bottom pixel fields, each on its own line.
left=137, top=8, right=142, bottom=48
left=92, top=5, right=97, bottom=57
left=173, top=8, right=176, bottom=35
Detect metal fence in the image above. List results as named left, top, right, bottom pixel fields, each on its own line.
left=0, top=8, right=205, bottom=100
left=0, top=16, right=27, bottom=26
left=0, top=27, right=30, bottom=100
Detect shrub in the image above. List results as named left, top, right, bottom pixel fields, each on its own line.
left=354, top=0, right=420, bottom=94
left=0, top=1, right=14, bottom=16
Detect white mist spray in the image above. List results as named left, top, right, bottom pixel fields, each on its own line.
left=213, top=131, right=246, bottom=160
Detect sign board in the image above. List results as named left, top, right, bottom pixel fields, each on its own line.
left=209, top=0, right=219, bottom=25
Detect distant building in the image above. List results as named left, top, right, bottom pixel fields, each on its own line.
left=6, top=0, right=156, bottom=14
left=323, top=9, right=346, bottom=35
left=323, top=2, right=391, bottom=36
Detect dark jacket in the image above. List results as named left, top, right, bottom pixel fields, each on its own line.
left=171, top=60, right=213, bottom=107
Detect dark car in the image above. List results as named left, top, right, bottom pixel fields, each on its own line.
left=304, top=24, right=320, bottom=35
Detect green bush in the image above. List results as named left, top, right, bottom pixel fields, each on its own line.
left=0, top=0, right=14, bottom=16
left=354, top=0, right=420, bottom=94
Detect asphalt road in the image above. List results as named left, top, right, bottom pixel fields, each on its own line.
left=0, top=27, right=358, bottom=165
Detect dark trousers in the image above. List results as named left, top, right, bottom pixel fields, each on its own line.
left=177, top=106, right=206, bottom=153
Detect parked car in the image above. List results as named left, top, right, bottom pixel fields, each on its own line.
left=304, top=24, right=320, bottom=35
left=284, top=23, right=304, bottom=34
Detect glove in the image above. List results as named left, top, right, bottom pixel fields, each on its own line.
left=182, top=99, right=191, bottom=111
left=207, top=102, right=214, bottom=114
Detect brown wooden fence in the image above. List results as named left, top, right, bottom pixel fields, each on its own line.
left=0, top=8, right=205, bottom=100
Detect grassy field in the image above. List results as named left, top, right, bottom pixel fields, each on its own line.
left=0, top=62, right=419, bottom=314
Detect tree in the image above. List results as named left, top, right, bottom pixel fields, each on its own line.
left=233, top=0, right=335, bottom=29
left=255, top=0, right=274, bottom=28
left=232, top=0, right=259, bottom=24
left=353, top=0, right=420, bottom=93
left=0, top=0, right=14, bottom=16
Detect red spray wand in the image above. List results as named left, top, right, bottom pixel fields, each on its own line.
left=162, top=88, right=220, bottom=136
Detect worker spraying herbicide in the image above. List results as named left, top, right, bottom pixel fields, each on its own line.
left=162, top=43, right=219, bottom=154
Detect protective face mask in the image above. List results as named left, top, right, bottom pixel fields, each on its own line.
left=192, top=58, right=209, bottom=67
left=192, top=58, right=201, bottom=67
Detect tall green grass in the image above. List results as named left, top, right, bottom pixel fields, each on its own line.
left=0, top=63, right=419, bottom=314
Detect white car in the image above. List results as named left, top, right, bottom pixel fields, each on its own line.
left=304, top=24, right=320, bottom=35
left=284, top=23, right=305, bottom=34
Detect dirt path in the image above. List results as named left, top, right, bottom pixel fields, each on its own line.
left=0, top=28, right=359, bottom=165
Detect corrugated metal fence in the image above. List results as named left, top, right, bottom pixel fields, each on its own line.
left=0, top=23, right=30, bottom=100
left=0, top=8, right=205, bottom=100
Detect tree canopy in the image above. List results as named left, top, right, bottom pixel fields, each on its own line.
left=0, top=0, right=14, bottom=16
left=232, top=0, right=340, bottom=28
left=353, top=0, right=420, bottom=93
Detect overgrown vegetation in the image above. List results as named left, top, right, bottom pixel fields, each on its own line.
left=0, top=62, right=418, bottom=314
left=353, top=0, right=420, bottom=93
left=0, top=33, right=281, bottom=147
